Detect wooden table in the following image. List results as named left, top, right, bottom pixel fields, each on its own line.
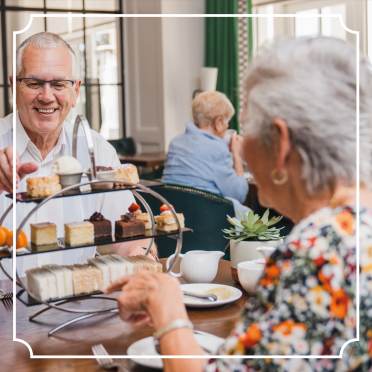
left=0, top=260, right=246, bottom=371
left=119, top=153, right=166, bottom=169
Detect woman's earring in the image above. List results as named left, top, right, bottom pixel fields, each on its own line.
left=271, top=168, right=288, bottom=185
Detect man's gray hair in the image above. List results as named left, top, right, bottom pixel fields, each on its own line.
left=16, top=32, right=78, bottom=78
left=241, top=36, right=372, bottom=194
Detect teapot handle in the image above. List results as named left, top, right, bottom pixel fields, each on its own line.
left=166, top=253, right=184, bottom=277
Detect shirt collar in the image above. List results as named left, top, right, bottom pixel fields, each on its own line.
left=16, top=111, right=68, bottom=161
left=186, top=121, right=225, bottom=142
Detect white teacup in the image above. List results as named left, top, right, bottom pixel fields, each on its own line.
left=166, top=250, right=224, bottom=283
left=237, top=258, right=266, bottom=294
left=224, top=129, right=237, bottom=145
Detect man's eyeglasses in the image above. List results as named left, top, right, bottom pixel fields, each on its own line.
left=16, top=78, right=76, bottom=91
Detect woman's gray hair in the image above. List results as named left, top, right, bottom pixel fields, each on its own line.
left=16, top=32, right=78, bottom=78
left=192, top=91, right=235, bottom=127
left=241, top=36, right=372, bottom=194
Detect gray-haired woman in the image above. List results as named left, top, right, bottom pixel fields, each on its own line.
left=107, top=37, right=372, bottom=371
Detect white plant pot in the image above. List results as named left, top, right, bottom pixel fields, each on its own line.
left=230, top=239, right=281, bottom=282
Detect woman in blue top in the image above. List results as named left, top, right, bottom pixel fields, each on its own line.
left=162, top=91, right=248, bottom=205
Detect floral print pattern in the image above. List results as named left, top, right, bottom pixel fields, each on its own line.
left=205, top=206, right=372, bottom=371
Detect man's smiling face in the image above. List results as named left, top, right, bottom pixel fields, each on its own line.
left=16, top=45, right=80, bottom=136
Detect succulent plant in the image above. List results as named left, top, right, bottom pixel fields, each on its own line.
left=223, top=209, right=284, bottom=241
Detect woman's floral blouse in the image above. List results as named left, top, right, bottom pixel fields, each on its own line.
left=206, top=206, right=372, bottom=371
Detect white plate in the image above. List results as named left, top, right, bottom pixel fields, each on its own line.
left=127, top=331, right=224, bottom=369
left=181, top=283, right=242, bottom=308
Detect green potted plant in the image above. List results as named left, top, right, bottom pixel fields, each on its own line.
left=223, top=209, right=284, bottom=281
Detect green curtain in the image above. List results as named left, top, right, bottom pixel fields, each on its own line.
left=205, top=0, right=239, bottom=131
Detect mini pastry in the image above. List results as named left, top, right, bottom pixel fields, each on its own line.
left=27, top=175, right=61, bottom=198
left=128, top=202, right=152, bottom=230
left=114, top=164, right=140, bottom=186
left=115, top=204, right=146, bottom=239
left=64, top=221, right=94, bottom=247
left=155, top=204, right=185, bottom=232
left=115, top=218, right=145, bottom=239
left=30, top=222, right=58, bottom=250
left=86, top=212, right=112, bottom=241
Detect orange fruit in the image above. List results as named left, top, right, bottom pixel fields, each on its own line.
left=5, top=229, right=28, bottom=249
left=16, top=230, right=28, bottom=249
left=1, top=227, right=12, bottom=247
left=0, top=227, right=8, bottom=246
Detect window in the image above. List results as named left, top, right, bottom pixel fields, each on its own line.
left=0, top=0, right=125, bottom=139
left=252, top=0, right=350, bottom=54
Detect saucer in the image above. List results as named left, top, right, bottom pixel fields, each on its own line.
left=127, top=331, right=224, bottom=369
left=181, top=283, right=242, bottom=308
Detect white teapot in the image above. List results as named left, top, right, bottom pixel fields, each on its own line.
left=166, top=250, right=224, bottom=283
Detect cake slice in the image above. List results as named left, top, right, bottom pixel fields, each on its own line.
left=30, top=222, right=58, bottom=250
left=64, top=221, right=94, bottom=247
left=86, top=212, right=112, bottom=241
left=115, top=207, right=145, bottom=239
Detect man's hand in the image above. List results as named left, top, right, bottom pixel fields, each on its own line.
left=0, top=146, right=38, bottom=193
left=113, top=239, right=158, bottom=261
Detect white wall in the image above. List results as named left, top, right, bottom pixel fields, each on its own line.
left=123, top=0, right=204, bottom=153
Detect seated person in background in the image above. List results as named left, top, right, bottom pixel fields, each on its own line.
left=162, top=91, right=248, bottom=211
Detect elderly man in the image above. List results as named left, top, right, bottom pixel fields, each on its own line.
left=0, top=32, right=151, bottom=275
left=162, top=91, right=248, bottom=206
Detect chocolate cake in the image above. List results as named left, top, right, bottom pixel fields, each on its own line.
left=86, top=212, right=112, bottom=241
left=115, top=213, right=145, bottom=239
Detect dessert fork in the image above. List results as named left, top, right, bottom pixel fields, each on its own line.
left=0, top=289, right=12, bottom=312
left=91, top=344, right=127, bottom=371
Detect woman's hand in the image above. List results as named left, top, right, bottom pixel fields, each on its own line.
left=105, top=271, right=188, bottom=329
left=230, top=134, right=244, bottom=176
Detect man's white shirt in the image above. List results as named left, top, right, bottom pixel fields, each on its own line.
left=0, top=112, right=135, bottom=277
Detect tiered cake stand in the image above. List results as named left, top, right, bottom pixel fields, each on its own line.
left=0, top=115, right=187, bottom=335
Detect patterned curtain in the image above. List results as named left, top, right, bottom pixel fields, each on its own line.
left=205, top=0, right=254, bottom=132
left=205, top=0, right=239, bottom=131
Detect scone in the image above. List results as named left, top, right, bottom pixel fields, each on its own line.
left=114, top=164, right=139, bottom=186
left=64, top=221, right=94, bottom=246
left=27, top=175, right=61, bottom=198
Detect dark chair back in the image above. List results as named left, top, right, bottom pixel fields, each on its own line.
left=109, top=138, right=136, bottom=156
left=141, top=184, right=235, bottom=258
